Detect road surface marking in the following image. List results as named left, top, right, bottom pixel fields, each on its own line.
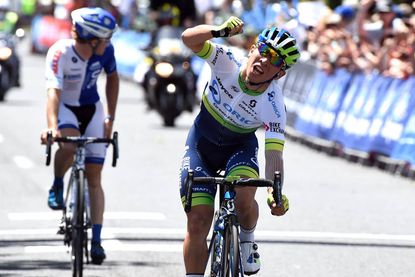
left=24, top=239, right=182, bottom=254
left=13, top=155, right=34, bottom=169
left=8, top=211, right=166, bottom=221
left=255, top=230, right=415, bottom=243
left=2, top=227, right=414, bottom=244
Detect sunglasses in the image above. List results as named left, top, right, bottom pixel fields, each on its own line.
left=257, top=42, right=285, bottom=68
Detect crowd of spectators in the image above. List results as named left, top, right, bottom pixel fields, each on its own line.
left=304, top=0, right=415, bottom=79
left=6, top=0, right=413, bottom=80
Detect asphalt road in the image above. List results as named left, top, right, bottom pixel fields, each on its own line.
left=0, top=37, right=414, bottom=277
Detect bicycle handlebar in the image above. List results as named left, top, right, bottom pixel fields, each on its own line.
left=45, top=131, right=119, bottom=167
left=184, top=170, right=283, bottom=213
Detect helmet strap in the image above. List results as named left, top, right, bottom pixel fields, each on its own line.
left=88, top=40, right=99, bottom=55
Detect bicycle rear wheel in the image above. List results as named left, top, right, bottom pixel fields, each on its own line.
left=222, top=216, right=240, bottom=277
left=71, top=170, right=85, bottom=277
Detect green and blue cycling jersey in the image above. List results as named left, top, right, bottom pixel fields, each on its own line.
left=195, top=41, right=286, bottom=150
left=179, top=41, right=286, bottom=207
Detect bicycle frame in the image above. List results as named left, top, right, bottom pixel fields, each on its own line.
left=184, top=170, right=282, bottom=277
left=46, top=132, right=119, bottom=277
left=209, top=185, right=242, bottom=277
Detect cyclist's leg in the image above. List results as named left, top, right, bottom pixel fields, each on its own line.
left=179, top=126, right=217, bottom=275
left=54, top=128, right=79, bottom=175
left=225, top=138, right=261, bottom=275
left=225, top=138, right=260, bottom=230
left=85, top=164, right=104, bottom=227
left=183, top=205, right=214, bottom=274
left=84, top=102, right=107, bottom=264
left=48, top=104, right=79, bottom=209
left=84, top=101, right=106, bottom=230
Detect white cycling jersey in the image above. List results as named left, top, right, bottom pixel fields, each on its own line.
left=45, top=39, right=116, bottom=106
left=45, top=39, right=117, bottom=164
left=196, top=41, right=286, bottom=151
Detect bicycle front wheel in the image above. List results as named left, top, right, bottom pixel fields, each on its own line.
left=222, top=216, right=240, bottom=277
left=71, top=170, right=85, bottom=277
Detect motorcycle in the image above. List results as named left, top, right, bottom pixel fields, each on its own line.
left=141, top=25, right=196, bottom=127
left=0, top=30, right=22, bottom=101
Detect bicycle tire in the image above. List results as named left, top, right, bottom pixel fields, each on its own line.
left=209, top=230, right=223, bottom=277
left=71, top=170, right=85, bottom=277
left=222, top=216, right=240, bottom=277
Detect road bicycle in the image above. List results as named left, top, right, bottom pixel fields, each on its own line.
left=183, top=170, right=282, bottom=277
left=45, top=132, right=119, bottom=277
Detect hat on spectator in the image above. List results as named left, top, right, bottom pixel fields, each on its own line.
left=334, top=5, right=355, bottom=20
left=394, top=3, right=413, bottom=18
left=375, top=0, right=393, bottom=13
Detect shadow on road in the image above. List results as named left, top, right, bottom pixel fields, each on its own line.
left=0, top=259, right=69, bottom=272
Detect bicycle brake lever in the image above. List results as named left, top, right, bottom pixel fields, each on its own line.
left=46, top=131, right=53, bottom=166
left=273, top=171, right=283, bottom=207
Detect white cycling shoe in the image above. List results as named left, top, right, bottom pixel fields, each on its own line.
left=241, top=241, right=261, bottom=275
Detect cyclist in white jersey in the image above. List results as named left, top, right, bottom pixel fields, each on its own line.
left=179, top=16, right=300, bottom=276
left=40, top=7, right=119, bottom=265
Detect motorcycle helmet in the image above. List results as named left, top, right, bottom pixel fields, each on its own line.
left=258, top=27, right=300, bottom=69
left=71, top=7, right=117, bottom=40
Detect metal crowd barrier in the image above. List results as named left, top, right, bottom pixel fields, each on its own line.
left=281, top=61, right=415, bottom=177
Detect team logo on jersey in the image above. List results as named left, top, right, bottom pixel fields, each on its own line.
left=209, top=79, right=221, bottom=103
left=52, top=50, right=62, bottom=75
left=89, top=61, right=101, bottom=71
left=267, top=90, right=281, bottom=118
left=231, top=86, right=240, bottom=93
left=226, top=49, right=241, bottom=67
left=267, top=91, right=275, bottom=101
left=249, top=100, right=257, bottom=108
left=265, top=122, right=284, bottom=134
left=212, top=47, right=224, bottom=65
left=240, top=101, right=257, bottom=118
left=72, top=56, right=78, bottom=63
left=217, top=77, right=233, bottom=99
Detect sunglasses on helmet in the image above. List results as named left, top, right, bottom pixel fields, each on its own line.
left=257, top=42, right=286, bottom=68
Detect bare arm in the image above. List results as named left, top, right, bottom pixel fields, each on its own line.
left=40, top=88, right=61, bottom=144
left=46, top=88, right=61, bottom=130
left=265, top=149, right=284, bottom=194
left=181, top=16, right=244, bottom=53
left=265, top=149, right=288, bottom=216
left=104, top=71, right=119, bottom=138
left=181, top=25, right=216, bottom=53
left=105, top=71, right=119, bottom=120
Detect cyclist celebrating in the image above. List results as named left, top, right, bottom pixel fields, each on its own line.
left=179, top=16, right=299, bottom=276
left=40, top=7, right=119, bottom=265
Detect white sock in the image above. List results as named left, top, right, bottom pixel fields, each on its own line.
left=240, top=226, right=256, bottom=242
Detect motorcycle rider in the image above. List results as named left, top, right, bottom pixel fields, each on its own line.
left=0, top=0, right=20, bottom=88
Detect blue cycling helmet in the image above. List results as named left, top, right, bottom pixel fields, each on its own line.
left=258, top=27, right=300, bottom=69
left=71, top=7, right=117, bottom=40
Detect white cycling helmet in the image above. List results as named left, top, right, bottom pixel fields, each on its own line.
left=71, top=7, right=117, bottom=40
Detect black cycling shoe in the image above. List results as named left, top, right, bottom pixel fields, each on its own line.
left=90, top=242, right=106, bottom=265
